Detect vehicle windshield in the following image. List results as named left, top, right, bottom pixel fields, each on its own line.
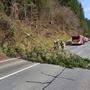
left=72, top=36, right=80, bottom=40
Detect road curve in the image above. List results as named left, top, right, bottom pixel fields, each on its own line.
left=0, top=59, right=90, bottom=90
left=0, top=43, right=90, bottom=90
left=66, top=41, right=90, bottom=59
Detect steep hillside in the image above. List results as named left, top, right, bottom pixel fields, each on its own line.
left=0, top=0, right=87, bottom=57
left=86, top=19, right=90, bottom=36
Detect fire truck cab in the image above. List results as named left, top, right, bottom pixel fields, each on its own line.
left=72, top=35, right=88, bottom=45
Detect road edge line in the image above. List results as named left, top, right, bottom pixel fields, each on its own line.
left=0, top=63, right=40, bottom=80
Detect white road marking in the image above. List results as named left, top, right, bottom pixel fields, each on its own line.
left=0, top=63, right=40, bottom=80
left=0, top=58, right=17, bottom=63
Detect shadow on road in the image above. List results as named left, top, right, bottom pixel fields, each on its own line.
left=65, top=41, right=83, bottom=46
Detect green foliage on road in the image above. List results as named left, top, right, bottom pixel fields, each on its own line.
left=25, top=46, right=90, bottom=69
left=2, top=42, right=90, bottom=69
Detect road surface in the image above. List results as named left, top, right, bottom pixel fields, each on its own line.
left=0, top=58, right=90, bottom=90
left=66, top=41, right=90, bottom=59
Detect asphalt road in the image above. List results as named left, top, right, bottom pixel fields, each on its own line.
left=0, top=58, right=90, bottom=90
left=66, top=41, right=90, bottom=59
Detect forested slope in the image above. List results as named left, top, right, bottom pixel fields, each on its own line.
left=0, top=0, right=89, bottom=57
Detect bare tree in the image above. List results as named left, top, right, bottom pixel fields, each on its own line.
left=11, top=2, right=19, bottom=19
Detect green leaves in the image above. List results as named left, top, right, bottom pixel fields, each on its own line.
left=25, top=46, right=90, bottom=69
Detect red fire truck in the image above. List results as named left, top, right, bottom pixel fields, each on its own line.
left=72, top=35, right=88, bottom=45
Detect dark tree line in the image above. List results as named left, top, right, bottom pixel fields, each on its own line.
left=59, top=0, right=88, bottom=32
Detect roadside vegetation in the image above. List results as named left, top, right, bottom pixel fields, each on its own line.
left=1, top=39, right=90, bottom=69
left=25, top=46, right=90, bottom=69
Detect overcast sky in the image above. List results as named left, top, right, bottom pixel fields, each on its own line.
left=79, top=0, right=90, bottom=19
